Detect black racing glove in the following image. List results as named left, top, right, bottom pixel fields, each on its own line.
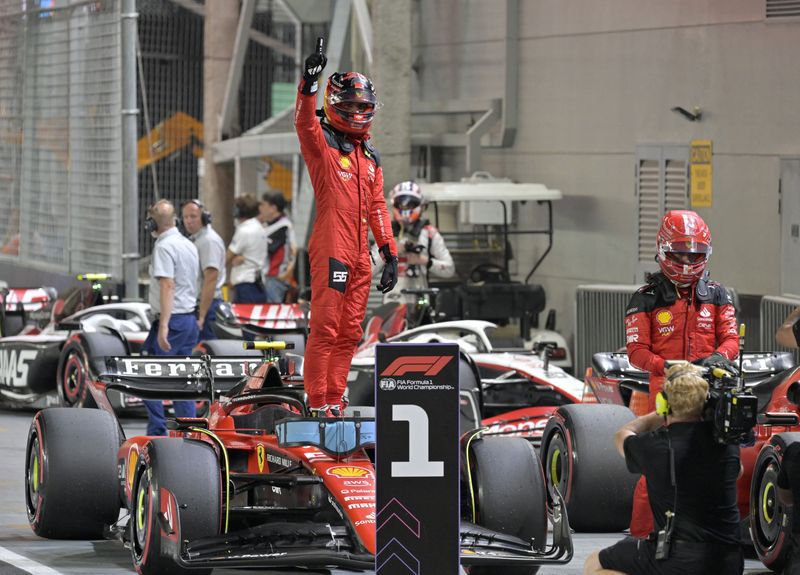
left=692, top=352, right=733, bottom=369
left=377, top=244, right=398, bottom=294
left=300, top=38, right=327, bottom=95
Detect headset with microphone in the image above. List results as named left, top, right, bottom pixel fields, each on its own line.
left=183, top=198, right=212, bottom=226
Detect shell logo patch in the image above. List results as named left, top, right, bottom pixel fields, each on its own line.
left=257, top=445, right=265, bottom=473
left=326, top=465, right=374, bottom=479
left=339, top=156, right=351, bottom=169
left=127, top=449, right=138, bottom=490
left=656, top=310, right=673, bottom=325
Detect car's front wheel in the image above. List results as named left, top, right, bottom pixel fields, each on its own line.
left=467, top=436, right=545, bottom=575
left=130, top=438, right=221, bottom=575
left=750, top=433, right=800, bottom=571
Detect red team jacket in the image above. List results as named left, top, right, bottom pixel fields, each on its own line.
left=625, top=273, right=739, bottom=379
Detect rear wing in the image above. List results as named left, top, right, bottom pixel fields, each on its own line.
left=98, top=356, right=265, bottom=401
left=591, top=351, right=796, bottom=381
left=223, top=303, right=308, bottom=332
left=2, top=287, right=54, bottom=312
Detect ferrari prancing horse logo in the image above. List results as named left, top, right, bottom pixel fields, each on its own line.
left=257, top=445, right=265, bottom=472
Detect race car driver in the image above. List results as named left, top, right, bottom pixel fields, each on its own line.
left=372, top=181, right=455, bottom=305
left=625, top=209, right=739, bottom=538
left=295, top=41, right=398, bottom=417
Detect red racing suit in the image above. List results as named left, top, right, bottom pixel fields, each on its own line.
left=624, top=271, right=739, bottom=537
left=295, top=85, right=396, bottom=409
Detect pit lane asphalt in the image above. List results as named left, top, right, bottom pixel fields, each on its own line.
left=0, top=410, right=770, bottom=575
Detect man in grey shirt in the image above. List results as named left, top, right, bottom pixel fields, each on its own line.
left=182, top=199, right=226, bottom=340
left=144, top=199, right=200, bottom=435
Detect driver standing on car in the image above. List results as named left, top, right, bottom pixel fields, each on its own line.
left=372, top=181, right=455, bottom=305
left=584, top=363, right=743, bottom=575
left=294, top=40, right=398, bottom=417
left=624, top=209, right=739, bottom=538
left=143, top=199, right=200, bottom=436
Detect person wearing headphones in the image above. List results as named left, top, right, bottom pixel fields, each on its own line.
left=585, top=362, right=743, bottom=575
left=625, top=209, right=739, bottom=537
left=143, top=199, right=200, bottom=435
left=226, top=194, right=268, bottom=303
left=372, top=181, right=455, bottom=305
left=182, top=199, right=225, bottom=340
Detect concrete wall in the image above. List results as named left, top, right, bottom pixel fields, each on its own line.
left=412, top=0, right=799, bottom=342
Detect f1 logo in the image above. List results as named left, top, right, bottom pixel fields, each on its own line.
left=380, top=355, right=454, bottom=377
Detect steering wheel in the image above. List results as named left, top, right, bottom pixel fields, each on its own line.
left=468, top=263, right=510, bottom=284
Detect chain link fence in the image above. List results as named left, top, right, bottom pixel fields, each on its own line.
left=0, top=0, right=122, bottom=276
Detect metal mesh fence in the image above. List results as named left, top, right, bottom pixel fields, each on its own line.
left=0, top=0, right=122, bottom=276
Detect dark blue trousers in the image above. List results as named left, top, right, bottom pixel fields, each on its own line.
left=199, top=297, right=222, bottom=341
left=143, top=313, right=199, bottom=436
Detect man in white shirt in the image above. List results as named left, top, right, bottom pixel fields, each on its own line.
left=182, top=199, right=226, bottom=340
left=226, top=194, right=268, bottom=303
left=144, top=199, right=200, bottom=435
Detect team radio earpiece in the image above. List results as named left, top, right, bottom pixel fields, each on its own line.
left=185, top=198, right=212, bottom=225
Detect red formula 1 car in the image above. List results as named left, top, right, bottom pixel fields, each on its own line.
left=25, top=341, right=572, bottom=574
left=545, top=350, right=800, bottom=571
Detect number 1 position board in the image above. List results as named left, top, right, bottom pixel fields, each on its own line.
left=375, top=343, right=460, bottom=575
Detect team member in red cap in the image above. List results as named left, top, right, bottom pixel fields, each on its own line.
left=295, top=41, right=397, bottom=417
left=625, top=209, right=739, bottom=538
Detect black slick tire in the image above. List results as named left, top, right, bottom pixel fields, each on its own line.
left=539, top=404, right=637, bottom=532
left=750, top=432, right=800, bottom=571
left=468, top=436, right=545, bottom=575
left=25, top=407, right=121, bottom=538
left=130, top=438, right=220, bottom=575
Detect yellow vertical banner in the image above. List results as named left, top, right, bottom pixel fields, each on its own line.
left=690, top=139, right=713, bottom=208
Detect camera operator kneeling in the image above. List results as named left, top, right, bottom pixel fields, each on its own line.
left=584, top=362, right=743, bottom=575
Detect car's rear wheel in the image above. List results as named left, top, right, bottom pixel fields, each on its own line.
left=540, top=404, right=637, bottom=532
left=57, top=332, right=127, bottom=408
left=130, top=438, right=220, bottom=575
left=468, top=436, right=545, bottom=575
left=750, top=433, right=800, bottom=571
left=57, top=339, right=96, bottom=408
left=25, top=408, right=121, bottom=538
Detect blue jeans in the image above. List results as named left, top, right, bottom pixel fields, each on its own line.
left=199, top=297, right=222, bottom=340
left=234, top=282, right=266, bottom=303
left=263, top=277, right=288, bottom=303
left=143, top=314, right=199, bottom=436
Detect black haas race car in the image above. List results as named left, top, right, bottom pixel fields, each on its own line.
left=0, top=275, right=150, bottom=410
left=25, top=341, right=573, bottom=574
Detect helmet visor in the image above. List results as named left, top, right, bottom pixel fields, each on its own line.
left=661, top=240, right=711, bottom=254
left=393, top=194, right=421, bottom=211
left=327, top=88, right=381, bottom=109
left=666, top=251, right=707, bottom=265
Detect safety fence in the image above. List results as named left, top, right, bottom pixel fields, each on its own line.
left=574, top=284, right=639, bottom=376
left=0, top=0, right=123, bottom=277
